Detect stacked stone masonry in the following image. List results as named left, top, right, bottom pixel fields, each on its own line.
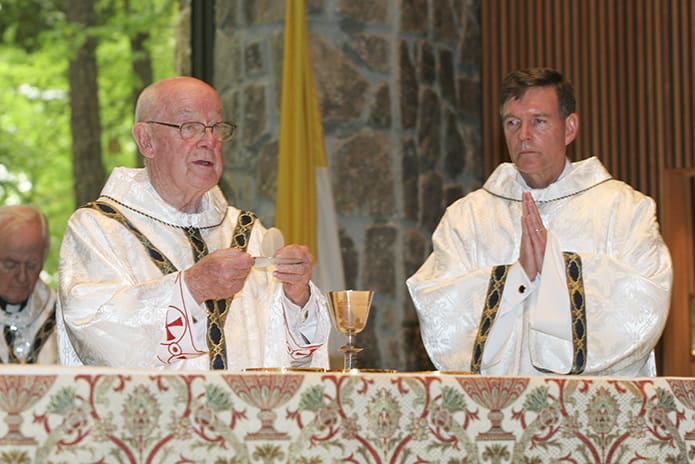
left=212, top=0, right=482, bottom=371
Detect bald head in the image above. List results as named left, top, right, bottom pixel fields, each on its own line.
left=0, top=205, right=49, bottom=259
left=0, top=205, right=50, bottom=304
left=134, top=76, right=222, bottom=122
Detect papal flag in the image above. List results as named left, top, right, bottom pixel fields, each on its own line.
left=276, top=0, right=345, bottom=293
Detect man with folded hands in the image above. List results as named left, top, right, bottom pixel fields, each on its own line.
left=407, top=67, right=672, bottom=376
left=58, top=76, right=330, bottom=370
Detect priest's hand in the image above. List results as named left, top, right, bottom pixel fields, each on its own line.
left=274, top=244, right=314, bottom=307
left=184, top=249, right=254, bottom=303
left=519, top=192, right=546, bottom=280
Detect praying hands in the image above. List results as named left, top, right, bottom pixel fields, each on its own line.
left=519, top=192, right=547, bottom=280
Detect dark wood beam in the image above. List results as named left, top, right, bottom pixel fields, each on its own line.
left=190, top=0, right=214, bottom=84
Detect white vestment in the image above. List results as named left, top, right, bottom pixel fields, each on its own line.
left=0, top=279, right=57, bottom=364
left=407, top=157, right=672, bottom=376
left=58, top=167, right=330, bottom=370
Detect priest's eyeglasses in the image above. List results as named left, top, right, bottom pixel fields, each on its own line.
left=0, top=259, right=41, bottom=274
left=146, top=121, right=237, bottom=142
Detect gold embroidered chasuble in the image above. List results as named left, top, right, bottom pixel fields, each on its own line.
left=85, top=200, right=256, bottom=370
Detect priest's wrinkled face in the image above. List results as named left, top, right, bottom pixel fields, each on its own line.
left=0, top=218, right=45, bottom=305
left=502, top=86, right=578, bottom=189
left=134, top=77, right=227, bottom=212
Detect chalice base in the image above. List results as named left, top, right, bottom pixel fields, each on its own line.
left=0, top=414, right=36, bottom=445
left=476, top=409, right=515, bottom=441
left=476, top=428, right=516, bottom=441
left=245, top=409, right=289, bottom=441
left=245, top=429, right=289, bottom=441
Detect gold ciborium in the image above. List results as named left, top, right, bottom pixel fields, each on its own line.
left=327, top=290, right=373, bottom=370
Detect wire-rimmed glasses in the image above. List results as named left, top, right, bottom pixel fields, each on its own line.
left=0, top=259, right=41, bottom=274
left=146, top=120, right=237, bottom=142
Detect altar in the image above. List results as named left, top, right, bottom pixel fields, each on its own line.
left=0, top=365, right=692, bottom=462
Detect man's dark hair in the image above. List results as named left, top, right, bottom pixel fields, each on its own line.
left=499, top=67, right=576, bottom=119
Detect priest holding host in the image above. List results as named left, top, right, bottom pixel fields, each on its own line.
left=56, top=68, right=671, bottom=375
left=407, top=67, right=672, bottom=376
left=57, top=76, right=331, bottom=370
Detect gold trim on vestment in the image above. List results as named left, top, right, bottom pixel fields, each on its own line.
left=472, top=253, right=587, bottom=375
left=85, top=201, right=257, bottom=370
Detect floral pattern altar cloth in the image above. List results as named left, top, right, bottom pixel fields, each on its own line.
left=0, top=365, right=692, bottom=463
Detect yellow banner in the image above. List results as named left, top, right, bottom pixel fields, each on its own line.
left=275, top=0, right=327, bottom=259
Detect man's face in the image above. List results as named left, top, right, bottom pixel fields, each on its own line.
left=145, top=84, right=226, bottom=202
left=0, top=222, right=44, bottom=304
left=501, top=86, right=578, bottom=188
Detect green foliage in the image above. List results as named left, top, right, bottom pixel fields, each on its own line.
left=0, top=0, right=64, bottom=52
left=0, top=0, right=178, bottom=285
left=0, top=45, right=72, bottom=285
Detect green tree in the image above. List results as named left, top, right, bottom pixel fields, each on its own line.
left=0, top=0, right=179, bottom=284
left=66, top=0, right=106, bottom=206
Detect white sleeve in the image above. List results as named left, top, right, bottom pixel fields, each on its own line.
left=281, top=282, right=331, bottom=367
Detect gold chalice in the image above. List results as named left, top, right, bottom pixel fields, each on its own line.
left=327, top=290, right=373, bottom=370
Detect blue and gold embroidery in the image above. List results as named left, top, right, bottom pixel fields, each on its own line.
left=471, top=253, right=587, bottom=375
left=471, top=264, right=509, bottom=373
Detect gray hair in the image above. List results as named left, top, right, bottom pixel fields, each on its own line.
left=0, top=205, right=50, bottom=260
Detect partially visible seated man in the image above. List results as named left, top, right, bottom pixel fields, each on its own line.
left=0, top=205, right=57, bottom=364
left=57, top=76, right=330, bottom=370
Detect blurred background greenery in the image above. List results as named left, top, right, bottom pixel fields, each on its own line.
left=0, top=0, right=180, bottom=286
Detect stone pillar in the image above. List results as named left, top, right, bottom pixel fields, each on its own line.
left=213, top=0, right=482, bottom=371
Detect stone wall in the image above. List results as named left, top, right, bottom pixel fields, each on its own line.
left=213, top=0, right=482, bottom=371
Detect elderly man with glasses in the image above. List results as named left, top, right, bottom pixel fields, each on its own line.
left=0, top=205, right=57, bottom=364
left=58, top=76, right=330, bottom=371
